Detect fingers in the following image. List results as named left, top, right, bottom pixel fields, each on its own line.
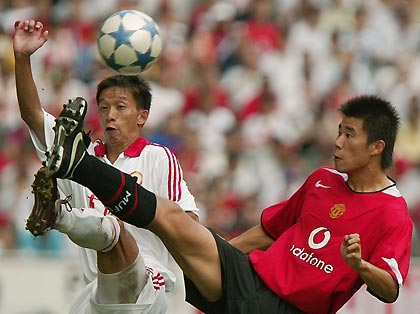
left=341, top=235, right=363, bottom=270
left=342, top=234, right=361, bottom=256
left=14, top=19, right=44, bottom=32
left=42, top=29, right=49, bottom=40
left=343, top=233, right=360, bottom=246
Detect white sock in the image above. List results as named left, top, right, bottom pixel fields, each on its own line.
left=54, top=205, right=120, bottom=252
left=96, top=252, right=148, bottom=304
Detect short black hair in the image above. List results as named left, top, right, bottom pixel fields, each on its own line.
left=339, top=95, right=400, bottom=170
left=96, top=74, right=152, bottom=110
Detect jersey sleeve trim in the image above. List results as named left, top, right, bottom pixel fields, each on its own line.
left=382, top=257, right=404, bottom=287
left=154, top=144, right=182, bottom=202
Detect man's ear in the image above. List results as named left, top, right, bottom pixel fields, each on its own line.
left=138, top=110, right=149, bottom=127
left=371, top=140, right=385, bottom=156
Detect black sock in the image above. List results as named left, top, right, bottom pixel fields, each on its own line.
left=71, top=154, right=156, bottom=227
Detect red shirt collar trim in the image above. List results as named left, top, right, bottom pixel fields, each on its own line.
left=94, top=137, right=149, bottom=157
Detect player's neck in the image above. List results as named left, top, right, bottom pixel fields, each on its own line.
left=105, top=144, right=128, bottom=164
left=105, top=137, right=139, bottom=163
left=347, top=170, right=391, bottom=193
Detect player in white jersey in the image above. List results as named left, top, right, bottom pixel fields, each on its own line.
left=13, top=20, right=199, bottom=314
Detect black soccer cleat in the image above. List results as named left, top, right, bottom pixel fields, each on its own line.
left=46, top=97, right=88, bottom=179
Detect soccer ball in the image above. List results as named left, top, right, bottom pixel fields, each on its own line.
left=97, top=10, right=162, bottom=74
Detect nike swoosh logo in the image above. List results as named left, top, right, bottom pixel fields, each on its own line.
left=65, top=132, right=84, bottom=178
left=315, top=180, right=331, bottom=189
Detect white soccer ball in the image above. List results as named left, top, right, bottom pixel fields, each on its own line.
left=97, top=10, right=163, bottom=74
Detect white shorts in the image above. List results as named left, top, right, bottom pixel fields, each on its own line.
left=69, top=270, right=168, bottom=314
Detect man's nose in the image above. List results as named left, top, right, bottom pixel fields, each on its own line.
left=106, top=107, right=117, bottom=121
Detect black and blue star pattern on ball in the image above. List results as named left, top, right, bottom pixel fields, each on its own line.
left=142, top=18, right=160, bottom=38
left=113, top=20, right=136, bottom=48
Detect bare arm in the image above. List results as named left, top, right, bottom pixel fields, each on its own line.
left=13, top=20, right=49, bottom=145
left=341, top=234, right=398, bottom=302
left=229, top=225, right=274, bottom=254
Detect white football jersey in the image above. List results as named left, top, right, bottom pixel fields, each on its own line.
left=29, top=110, right=199, bottom=292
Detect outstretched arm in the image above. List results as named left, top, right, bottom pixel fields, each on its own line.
left=229, top=225, right=274, bottom=254
left=341, top=233, right=398, bottom=302
left=13, top=19, right=49, bottom=145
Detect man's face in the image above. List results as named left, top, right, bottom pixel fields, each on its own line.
left=97, top=86, right=148, bottom=147
left=333, top=116, right=376, bottom=173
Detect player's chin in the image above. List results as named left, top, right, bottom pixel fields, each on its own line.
left=333, top=158, right=344, bottom=172
left=104, top=131, right=120, bottom=143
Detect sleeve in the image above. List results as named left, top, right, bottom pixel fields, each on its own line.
left=261, top=173, right=312, bottom=239
left=367, top=206, right=413, bottom=287
left=27, top=109, right=75, bottom=198
left=154, top=146, right=200, bottom=216
left=28, top=109, right=56, bottom=161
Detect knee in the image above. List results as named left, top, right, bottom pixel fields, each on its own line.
left=98, top=218, right=139, bottom=273
left=102, top=216, right=137, bottom=253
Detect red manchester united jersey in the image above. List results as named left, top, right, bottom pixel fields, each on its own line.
left=249, top=167, right=413, bottom=314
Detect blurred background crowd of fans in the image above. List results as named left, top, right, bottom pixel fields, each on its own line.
left=0, top=0, right=420, bottom=257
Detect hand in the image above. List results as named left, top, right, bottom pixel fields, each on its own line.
left=340, top=233, right=362, bottom=271
left=13, top=20, right=49, bottom=57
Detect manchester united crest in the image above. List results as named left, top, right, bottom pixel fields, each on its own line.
left=329, top=204, right=346, bottom=219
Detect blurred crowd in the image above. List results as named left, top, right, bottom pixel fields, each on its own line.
left=0, top=0, right=420, bottom=257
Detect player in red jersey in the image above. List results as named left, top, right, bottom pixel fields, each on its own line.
left=35, top=94, right=412, bottom=314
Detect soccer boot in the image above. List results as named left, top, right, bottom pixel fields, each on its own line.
left=26, top=166, right=59, bottom=236
left=46, top=97, right=88, bottom=179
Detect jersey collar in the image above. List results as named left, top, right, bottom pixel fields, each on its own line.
left=94, top=137, right=149, bottom=157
